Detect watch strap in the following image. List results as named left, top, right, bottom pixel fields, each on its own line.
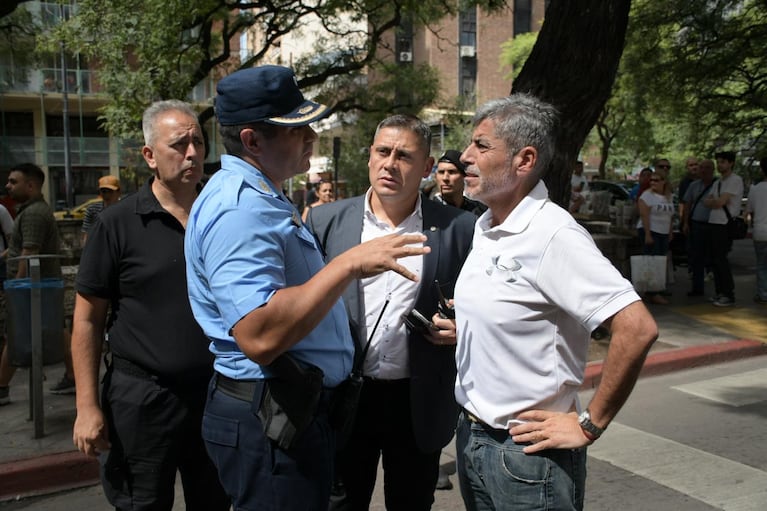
left=578, top=409, right=605, bottom=439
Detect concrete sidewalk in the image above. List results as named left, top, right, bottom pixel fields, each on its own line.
left=1, top=239, right=765, bottom=503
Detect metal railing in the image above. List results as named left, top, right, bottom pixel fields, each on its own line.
left=0, top=66, right=96, bottom=95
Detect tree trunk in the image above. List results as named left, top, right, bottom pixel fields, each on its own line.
left=0, top=1, right=30, bottom=19
left=599, top=137, right=610, bottom=178
left=512, top=0, right=631, bottom=207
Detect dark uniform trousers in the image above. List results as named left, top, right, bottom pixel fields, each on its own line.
left=201, top=375, right=336, bottom=510
left=100, top=364, right=229, bottom=511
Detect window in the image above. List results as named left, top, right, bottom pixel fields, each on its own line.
left=459, top=8, right=477, bottom=47
left=460, top=58, right=476, bottom=102
left=397, top=19, right=414, bottom=58
left=514, top=0, right=532, bottom=34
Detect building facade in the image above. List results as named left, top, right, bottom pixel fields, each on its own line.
left=1, top=1, right=545, bottom=206
left=0, top=1, right=219, bottom=207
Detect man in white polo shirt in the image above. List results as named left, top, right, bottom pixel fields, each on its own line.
left=453, top=94, right=658, bottom=511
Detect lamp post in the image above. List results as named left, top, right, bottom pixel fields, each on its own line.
left=59, top=3, right=73, bottom=209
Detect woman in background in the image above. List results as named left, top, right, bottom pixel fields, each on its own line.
left=302, top=180, right=334, bottom=222
left=636, top=169, right=675, bottom=304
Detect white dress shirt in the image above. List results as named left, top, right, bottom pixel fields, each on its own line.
left=359, top=189, right=424, bottom=379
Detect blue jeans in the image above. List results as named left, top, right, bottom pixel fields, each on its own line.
left=456, top=412, right=586, bottom=511
left=755, top=241, right=767, bottom=300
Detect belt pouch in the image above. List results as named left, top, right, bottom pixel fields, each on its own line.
left=329, top=373, right=363, bottom=449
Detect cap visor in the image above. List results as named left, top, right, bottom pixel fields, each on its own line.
left=266, top=101, right=331, bottom=126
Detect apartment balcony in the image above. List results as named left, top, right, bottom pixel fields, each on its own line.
left=0, top=66, right=98, bottom=95
left=0, top=135, right=117, bottom=168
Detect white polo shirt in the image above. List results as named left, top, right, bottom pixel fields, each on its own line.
left=454, top=181, right=639, bottom=429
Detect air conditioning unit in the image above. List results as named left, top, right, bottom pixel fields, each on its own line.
left=399, top=51, right=413, bottom=62
left=460, top=45, right=476, bottom=58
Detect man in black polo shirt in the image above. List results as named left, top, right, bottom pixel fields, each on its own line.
left=71, top=100, right=229, bottom=510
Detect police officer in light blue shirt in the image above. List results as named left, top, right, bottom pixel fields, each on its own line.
left=184, top=65, right=429, bottom=511
left=186, top=154, right=355, bottom=385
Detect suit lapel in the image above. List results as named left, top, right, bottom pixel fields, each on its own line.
left=417, top=202, right=440, bottom=307
left=338, top=198, right=365, bottom=327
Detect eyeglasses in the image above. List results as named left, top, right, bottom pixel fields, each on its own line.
left=99, top=188, right=115, bottom=194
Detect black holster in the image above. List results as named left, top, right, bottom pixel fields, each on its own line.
left=257, top=353, right=324, bottom=450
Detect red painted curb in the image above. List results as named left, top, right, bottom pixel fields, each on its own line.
left=0, top=450, right=99, bottom=502
left=582, top=339, right=767, bottom=390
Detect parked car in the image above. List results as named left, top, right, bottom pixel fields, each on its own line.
left=53, top=197, right=102, bottom=220
left=587, top=180, right=631, bottom=205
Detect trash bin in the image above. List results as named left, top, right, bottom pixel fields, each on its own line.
left=4, top=278, right=64, bottom=367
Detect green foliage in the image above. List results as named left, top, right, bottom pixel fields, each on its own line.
left=38, top=0, right=221, bottom=140
left=499, top=32, right=538, bottom=82
left=319, top=62, right=443, bottom=195
left=584, top=0, right=767, bottom=177
left=438, top=95, right=476, bottom=152
left=26, top=0, right=475, bottom=142
left=0, top=5, right=37, bottom=89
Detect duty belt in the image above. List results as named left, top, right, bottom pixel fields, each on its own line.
left=214, top=372, right=335, bottom=408
left=215, top=373, right=261, bottom=402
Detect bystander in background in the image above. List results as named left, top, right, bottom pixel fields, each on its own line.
left=682, top=159, right=716, bottom=297
left=703, top=151, right=744, bottom=307
left=301, top=180, right=334, bottom=221
left=630, top=167, right=653, bottom=201
left=637, top=168, right=675, bottom=304
left=747, top=157, right=767, bottom=303
left=433, top=149, right=487, bottom=217
left=81, top=174, right=122, bottom=244
left=0, top=163, right=73, bottom=405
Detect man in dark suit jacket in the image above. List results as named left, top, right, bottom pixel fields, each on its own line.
left=307, top=114, right=475, bottom=511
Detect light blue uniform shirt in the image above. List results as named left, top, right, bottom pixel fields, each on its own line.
left=185, top=155, right=354, bottom=386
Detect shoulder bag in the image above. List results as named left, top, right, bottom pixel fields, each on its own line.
left=718, top=181, right=747, bottom=240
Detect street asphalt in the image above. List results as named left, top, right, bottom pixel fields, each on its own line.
left=0, top=238, right=765, bottom=506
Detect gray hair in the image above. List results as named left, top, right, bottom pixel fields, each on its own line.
left=373, top=114, right=431, bottom=155
left=142, top=100, right=200, bottom=146
left=472, top=94, right=559, bottom=179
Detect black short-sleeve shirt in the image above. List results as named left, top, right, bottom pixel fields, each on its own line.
left=76, top=178, right=213, bottom=378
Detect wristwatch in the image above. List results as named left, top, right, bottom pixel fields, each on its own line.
left=578, top=409, right=605, bottom=439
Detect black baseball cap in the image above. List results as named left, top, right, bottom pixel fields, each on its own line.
left=438, top=150, right=467, bottom=174
left=215, top=65, right=331, bottom=127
